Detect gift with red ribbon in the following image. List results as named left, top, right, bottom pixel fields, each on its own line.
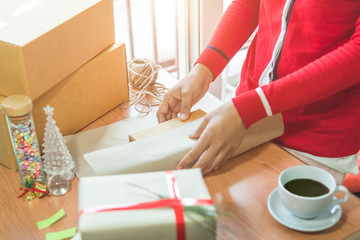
left=78, top=169, right=216, bottom=240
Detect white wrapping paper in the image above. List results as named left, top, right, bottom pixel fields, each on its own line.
left=84, top=114, right=284, bottom=176
left=64, top=90, right=222, bottom=177
left=64, top=112, right=159, bottom=177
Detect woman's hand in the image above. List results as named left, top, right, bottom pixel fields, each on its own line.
left=176, top=101, right=246, bottom=175
left=157, top=64, right=214, bottom=123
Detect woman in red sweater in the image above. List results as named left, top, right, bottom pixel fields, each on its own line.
left=157, top=0, right=360, bottom=181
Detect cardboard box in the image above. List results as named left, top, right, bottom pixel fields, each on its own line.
left=0, top=43, right=129, bottom=171
left=78, top=169, right=216, bottom=240
left=0, top=95, right=18, bottom=171
left=32, top=43, right=129, bottom=150
left=0, top=0, right=115, bottom=99
left=129, top=109, right=207, bottom=142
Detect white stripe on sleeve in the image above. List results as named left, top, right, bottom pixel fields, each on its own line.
left=256, top=87, right=273, bottom=116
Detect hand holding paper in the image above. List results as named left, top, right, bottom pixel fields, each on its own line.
left=157, top=64, right=213, bottom=122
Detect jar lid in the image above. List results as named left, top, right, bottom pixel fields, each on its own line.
left=1, top=95, right=33, bottom=117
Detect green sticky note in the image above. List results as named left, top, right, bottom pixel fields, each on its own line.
left=45, top=227, right=77, bottom=240
left=36, top=209, right=66, bottom=230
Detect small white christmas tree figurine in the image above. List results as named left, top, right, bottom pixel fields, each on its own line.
left=42, top=105, right=75, bottom=181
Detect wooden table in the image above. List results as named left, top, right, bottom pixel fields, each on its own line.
left=1, top=71, right=359, bottom=240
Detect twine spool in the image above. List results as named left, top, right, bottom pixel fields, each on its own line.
left=128, top=58, right=160, bottom=89
left=121, top=58, right=167, bottom=113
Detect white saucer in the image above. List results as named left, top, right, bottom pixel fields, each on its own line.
left=267, top=187, right=342, bottom=232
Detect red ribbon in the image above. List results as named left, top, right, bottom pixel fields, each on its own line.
left=18, top=183, right=48, bottom=198
left=166, top=170, right=185, bottom=240
left=79, top=170, right=213, bottom=240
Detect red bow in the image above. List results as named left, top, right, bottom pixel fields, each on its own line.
left=18, top=183, right=48, bottom=198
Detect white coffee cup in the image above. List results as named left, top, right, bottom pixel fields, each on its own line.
left=278, top=165, right=349, bottom=219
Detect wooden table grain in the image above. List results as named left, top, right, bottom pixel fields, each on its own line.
left=0, top=71, right=359, bottom=240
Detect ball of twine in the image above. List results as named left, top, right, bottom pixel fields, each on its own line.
left=121, top=58, right=168, bottom=113
left=128, top=58, right=160, bottom=89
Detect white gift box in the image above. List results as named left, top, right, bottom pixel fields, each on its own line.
left=78, top=169, right=216, bottom=240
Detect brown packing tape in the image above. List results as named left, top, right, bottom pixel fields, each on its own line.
left=129, top=109, right=207, bottom=142
left=33, top=43, right=129, bottom=151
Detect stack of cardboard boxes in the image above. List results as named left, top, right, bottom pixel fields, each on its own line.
left=0, top=0, right=129, bottom=171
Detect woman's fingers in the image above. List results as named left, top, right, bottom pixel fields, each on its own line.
left=189, top=117, right=209, bottom=139
left=176, top=135, right=209, bottom=169
left=176, top=101, right=246, bottom=174
left=201, top=144, right=237, bottom=175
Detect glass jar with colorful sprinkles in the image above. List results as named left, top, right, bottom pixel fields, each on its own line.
left=1, top=95, right=46, bottom=187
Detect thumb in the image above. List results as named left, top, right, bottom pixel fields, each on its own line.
left=180, top=94, right=192, bottom=121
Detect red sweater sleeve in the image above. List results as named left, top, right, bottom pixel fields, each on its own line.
left=195, top=0, right=260, bottom=79
left=233, top=16, right=360, bottom=128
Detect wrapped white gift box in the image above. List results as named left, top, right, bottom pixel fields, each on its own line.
left=84, top=114, right=284, bottom=176
left=78, top=169, right=216, bottom=240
